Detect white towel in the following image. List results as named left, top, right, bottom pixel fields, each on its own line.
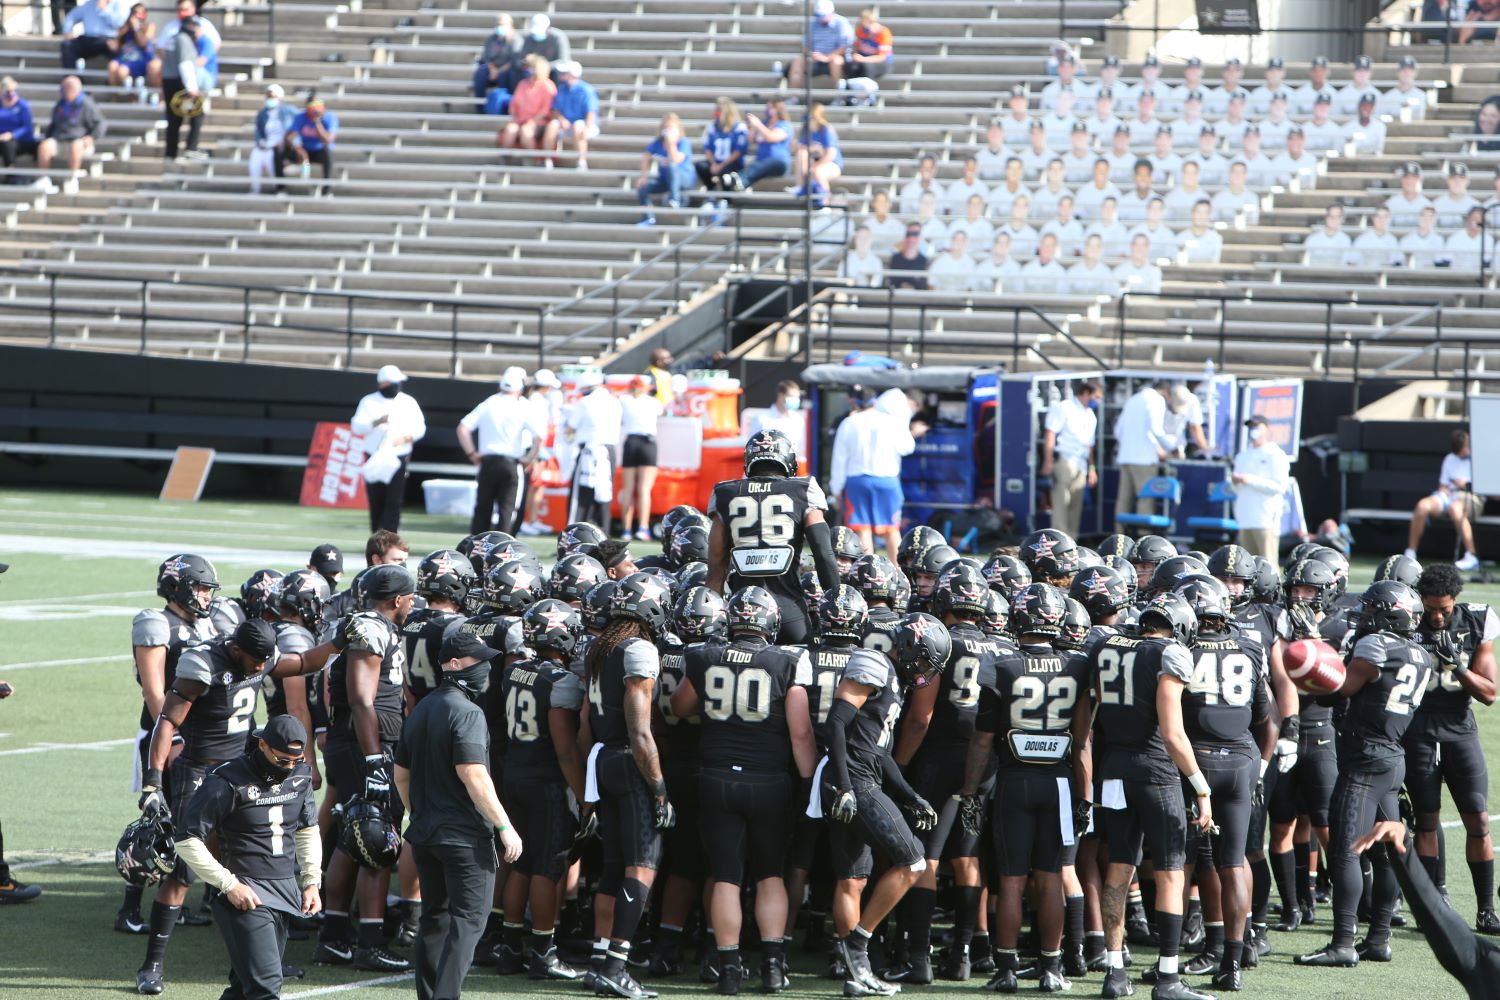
left=581, top=444, right=613, bottom=504
left=361, top=449, right=402, bottom=485
left=130, top=728, right=147, bottom=792
left=805, top=755, right=829, bottom=819
left=1100, top=778, right=1127, bottom=810
left=584, top=742, right=604, bottom=804
left=1058, top=777, right=1076, bottom=847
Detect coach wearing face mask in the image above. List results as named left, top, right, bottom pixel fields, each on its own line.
left=745, top=380, right=806, bottom=457
left=1230, top=414, right=1291, bottom=561
left=395, top=633, right=522, bottom=1000
left=351, top=365, right=427, bottom=533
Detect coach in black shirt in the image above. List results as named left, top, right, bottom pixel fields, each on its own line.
left=396, top=633, right=523, bottom=1000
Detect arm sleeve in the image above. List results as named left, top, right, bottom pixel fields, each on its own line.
left=295, top=825, right=323, bottom=888
left=880, top=753, right=919, bottom=803
left=1159, top=641, right=1194, bottom=683
left=551, top=671, right=585, bottom=711
left=805, top=520, right=841, bottom=594
left=176, top=836, right=240, bottom=893
left=792, top=650, right=813, bottom=687
left=1353, top=633, right=1389, bottom=668
left=173, top=645, right=214, bottom=687
left=824, top=696, right=858, bottom=791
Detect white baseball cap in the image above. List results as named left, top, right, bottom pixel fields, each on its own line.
left=528, top=13, right=550, bottom=34
left=376, top=364, right=406, bottom=384
left=533, top=368, right=560, bottom=388
left=500, top=366, right=528, bottom=391
left=813, top=0, right=834, bottom=15
left=578, top=369, right=604, bottom=389
left=555, top=60, right=582, bottom=78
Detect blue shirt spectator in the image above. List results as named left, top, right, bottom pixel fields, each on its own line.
left=290, top=102, right=338, bottom=152
left=703, top=119, right=749, bottom=164
left=0, top=82, right=35, bottom=145
left=695, top=96, right=749, bottom=190
left=552, top=74, right=598, bottom=127
left=801, top=121, right=842, bottom=169
left=807, top=1, right=854, bottom=55
left=636, top=112, right=694, bottom=223
left=63, top=0, right=128, bottom=39
left=646, top=134, right=695, bottom=180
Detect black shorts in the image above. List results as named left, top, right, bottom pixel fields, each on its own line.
left=1328, top=760, right=1404, bottom=861
left=596, top=746, right=662, bottom=879
left=810, top=60, right=833, bottom=77
left=1268, top=722, right=1337, bottom=827
left=1186, top=747, right=1256, bottom=870
left=1101, top=778, right=1188, bottom=871
left=662, top=760, right=704, bottom=883
left=826, top=778, right=925, bottom=880
left=994, top=769, right=1075, bottom=876
left=846, top=60, right=889, bottom=80
left=169, top=757, right=211, bottom=885
left=911, top=744, right=994, bottom=859
left=768, top=590, right=810, bottom=646
left=1246, top=763, right=1274, bottom=856
left=699, top=768, right=793, bottom=886
left=502, top=772, right=577, bottom=881
left=788, top=813, right=827, bottom=873
left=621, top=434, right=658, bottom=469
left=1406, top=729, right=1489, bottom=818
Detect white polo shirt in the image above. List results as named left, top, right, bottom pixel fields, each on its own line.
left=1113, top=387, right=1170, bottom=465
left=459, top=391, right=546, bottom=459
left=1045, top=395, right=1097, bottom=465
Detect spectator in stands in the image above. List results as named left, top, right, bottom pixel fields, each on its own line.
left=1381, top=55, right=1428, bottom=120
left=1131, top=197, right=1179, bottom=261
left=1433, top=161, right=1479, bottom=228
left=999, top=195, right=1038, bottom=259
left=1021, top=233, right=1066, bottom=293
left=0, top=79, right=38, bottom=184
left=1272, top=125, right=1319, bottom=188
left=1442, top=205, right=1490, bottom=269
left=158, top=14, right=208, bottom=162
left=847, top=7, right=893, bottom=81
left=284, top=95, right=337, bottom=194
left=619, top=376, right=663, bottom=543
left=1017, top=121, right=1051, bottom=180
left=1458, top=0, right=1500, bottom=46
left=546, top=60, right=597, bottom=170
left=1336, top=55, right=1379, bottom=117
left=1354, top=205, right=1403, bottom=267
left=1042, top=194, right=1084, bottom=256
left=1164, top=159, right=1206, bottom=223
left=1062, top=121, right=1094, bottom=184
left=929, top=230, right=977, bottom=291
left=1095, top=54, right=1126, bottom=109
left=1170, top=90, right=1206, bottom=149
left=953, top=193, right=995, bottom=252
left=1236, top=126, right=1278, bottom=189
left=1292, top=55, right=1334, bottom=116
left=35, top=75, right=103, bottom=181
left=977, top=231, right=1023, bottom=291
left=497, top=53, right=555, bottom=157
left=519, top=14, right=570, bottom=71
left=1405, top=428, right=1480, bottom=569
left=723, top=97, right=791, bottom=191
left=1387, top=161, right=1432, bottom=229
left=1087, top=196, right=1130, bottom=258
left=1303, top=203, right=1356, bottom=267
left=1213, top=92, right=1250, bottom=148
left=1040, top=91, right=1076, bottom=151
left=999, top=85, right=1031, bottom=147
left=107, top=4, right=154, bottom=88
left=472, top=14, right=520, bottom=110
left=886, top=223, right=929, bottom=289
left=976, top=119, right=1008, bottom=180
left=1105, top=124, right=1136, bottom=183
left=1114, top=232, right=1162, bottom=294
left=1085, top=88, right=1122, bottom=145
left=788, top=0, right=853, bottom=90
left=634, top=112, right=693, bottom=225
left=1179, top=199, right=1223, bottom=264
left=1231, top=414, right=1292, bottom=561
left=1075, top=157, right=1120, bottom=220
left=1402, top=205, right=1446, bottom=266
left=1301, top=94, right=1343, bottom=152
left=1419, top=0, right=1461, bottom=45
left=249, top=83, right=293, bottom=195
left=862, top=188, right=904, bottom=252
left=1030, top=157, right=1070, bottom=222
left=353, top=364, right=426, bottom=532
left=1187, top=124, right=1228, bottom=186
left=1145, top=126, right=1181, bottom=185
left=1258, top=92, right=1292, bottom=150
left=842, top=225, right=884, bottom=286
left=944, top=156, right=988, bottom=214
left=1207, top=57, right=1249, bottom=115
left=60, top=0, right=126, bottom=69
left=1131, top=53, right=1169, bottom=108
left=1471, top=96, right=1500, bottom=152
left=914, top=190, right=948, bottom=251
left=1249, top=56, right=1286, bottom=116
left=898, top=152, right=940, bottom=216
left=792, top=102, right=842, bottom=203
left=1117, top=159, right=1156, bottom=223
left=694, top=96, right=748, bottom=191
left=1112, top=379, right=1174, bottom=529
left=1211, top=160, right=1259, bottom=225
left=1041, top=51, right=1092, bottom=109
left=1127, top=90, right=1161, bottom=148
left=1166, top=56, right=1204, bottom=115
left=1067, top=233, right=1118, bottom=295
left=1341, top=93, right=1386, bottom=155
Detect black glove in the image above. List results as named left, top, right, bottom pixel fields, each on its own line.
left=958, top=794, right=985, bottom=838
left=362, top=753, right=391, bottom=801
left=575, top=807, right=599, bottom=843
left=903, top=795, right=938, bottom=832
left=1251, top=778, right=1265, bottom=813
left=829, top=788, right=858, bottom=824
left=1287, top=604, right=1319, bottom=641
left=139, top=767, right=169, bottom=820
left=1073, top=798, right=1093, bottom=834
left=652, top=782, right=676, bottom=830
left=1430, top=629, right=1465, bottom=672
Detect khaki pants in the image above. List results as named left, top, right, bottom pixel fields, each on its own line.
left=1237, top=527, right=1278, bottom=562
left=1051, top=456, right=1088, bottom=538
left=1115, top=463, right=1158, bottom=531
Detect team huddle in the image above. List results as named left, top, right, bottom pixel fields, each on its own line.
left=109, top=428, right=1498, bottom=1000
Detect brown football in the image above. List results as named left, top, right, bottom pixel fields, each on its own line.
left=1284, top=638, right=1347, bottom=696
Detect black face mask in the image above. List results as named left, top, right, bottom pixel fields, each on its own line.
left=379, top=383, right=401, bottom=399
left=250, top=748, right=298, bottom=784
left=449, top=662, right=492, bottom=701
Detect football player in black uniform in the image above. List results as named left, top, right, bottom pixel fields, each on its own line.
left=1407, top=563, right=1500, bottom=933
left=1173, top=576, right=1275, bottom=992
left=1021, top=528, right=1082, bottom=588
left=265, top=570, right=331, bottom=792
left=851, top=554, right=902, bottom=657
left=1089, top=593, right=1215, bottom=1000
left=496, top=599, right=589, bottom=979
left=707, top=430, right=841, bottom=644
left=672, top=586, right=817, bottom=994
left=314, top=564, right=419, bottom=974
left=906, top=543, right=958, bottom=613
left=1129, top=536, right=1179, bottom=595
left=552, top=552, right=610, bottom=607
left=960, top=583, right=1092, bottom=994
left=888, top=563, right=1002, bottom=985
left=402, top=550, right=476, bottom=705
left=134, top=618, right=337, bottom=995
left=832, top=524, right=867, bottom=580
left=583, top=572, right=674, bottom=1000
left=897, top=526, right=945, bottom=579
left=463, top=559, right=541, bottom=663
left=122, top=554, right=225, bottom=935
left=1297, top=581, right=1436, bottom=969
left=175, top=715, right=322, bottom=1000
left=982, top=552, right=1032, bottom=604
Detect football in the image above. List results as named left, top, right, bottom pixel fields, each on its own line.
left=1284, top=638, right=1347, bottom=696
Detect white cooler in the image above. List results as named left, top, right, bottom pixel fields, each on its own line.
left=422, top=478, right=477, bottom=516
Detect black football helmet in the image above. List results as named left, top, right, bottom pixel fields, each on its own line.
left=1139, top=592, right=1199, bottom=646
left=668, top=523, right=711, bottom=568
left=1357, top=580, right=1420, bottom=637
left=1283, top=540, right=1324, bottom=570
left=1372, top=553, right=1423, bottom=589
left=1069, top=564, right=1132, bottom=620
left=674, top=585, right=728, bottom=641
left=522, top=598, right=583, bottom=655
left=481, top=560, right=545, bottom=614
left=1098, top=533, right=1135, bottom=561
left=484, top=539, right=544, bottom=579
left=340, top=796, right=402, bottom=869
left=1174, top=574, right=1233, bottom=629
left=832, top=525, right=865, bottom=567
left=115, top=815, right=176, bottom=887
left=981, top=553, right=1032, bottom=601
left=801, top=570, right=826, bottom=606
left=1057, top=597, right=1091, bottom=651
left=276, top=569, right=330, bottom=631
left=850, top=553, right=901, bottom=603
left=417, top=549, right=477, bottom=605
left=1130, top=535, right=1178, bottom=571
left=239, top=569, right=284, bottom=618
left=744, top=429, right=798, bottom=477
left=1011, top=583, right=1069, bottom=638
left=1206, top=544, right=1257, bottom=609
left=156, top=553, right=220, bottom=618
left=1103, top=554, right=1138, bottom=602
left=1185, top=550, right=1210, bottom=565
left=1076, top=547, right=1103, bottom=570
left=550, top=553, right=608, bottom=605
left=638, top=565, right=680, bottom=607
left=893, top=571, right=912, bottom=613
left=1305, top=546, right=1351, bottom=604
left=930, top=561, right=989, bottom=619
left=675, top=561, right=709, bottom=591
left=898, top=525, right=946, bottom=577
left=610, top=572, right=673, bottom=635
left=1251, top=555, right=1281, bottom=604
left=980, top=588, right=1010, bottom=637
left=1283, top=558, right=1339, bottom=613
left=459, top=531, right=512, bottom=575
left=916, top=543, right=961, bottom=578
left=660, top=504, right=707, bottom=544
left=818, top=585, right=870, bottom=642
left=890, top=612, right=953, bottom=689
left=1022, top=528, right=1080, bottom=580
left=727, top=585, right=782, bottom=640
left=557, top=522, right=607, bottom=560
left=1148, top=555, right=1210, bottom=597
left=581, top=580, right=620, bottom=631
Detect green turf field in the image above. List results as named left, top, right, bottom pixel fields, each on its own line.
left=0, top=484, right=1495, bottom=999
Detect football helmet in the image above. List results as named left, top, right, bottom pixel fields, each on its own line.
left=979, top=588, right=1010, bottom=637
left=156, top=553, right=220, bottom=618
left=340, top=796, right=402, bottom=869
left=1010, top=583, right=1069, bottom=638
left=929, top=561, right=990, bottom=619
left=459, top=531, right=513, bottom=575
left=1098, top=533, right=1135, bottom=561
left=1022, top=529, right=1081, bottom=581
left=239, top=569, right=284, bottom=618
left=610, top=572, right=672, bottom=635
left=1069, top=564, right=1132, bottom=620
left=1305, top=546, right=1351, bottom=604
left=1283, top=558, right=1339, bottom=614
left=1174, top=574, right=1233, bottom=627
left=1357, top=580, right=1420, bottom=637
left=892, top=571, right=912, bottom=613
left=581, top=580, right=620, bottom=631
left=1139, top=592, right=1199, bottom=646
left=916, top=543, right=961, bottom=578
left=1103, top=554, right=1138, bottom=603
left=674, top=586, right=728, bottom=641
left=801, top=570, right=826, bottom=606
left=668, top=523, right=711, bottom=567
left=1148, top=555, right=1210, bottom=597
left=850, top=553, right=901, bottom=603
left=660, top=505, right=707, bottom=545
left=481, top=560, right=544, bottom=615
left=1206, top=544, right=1257, bottom=609
left=1130, top=535, right=1178, bottom=570
left=726, top=586, right=782, bottom=641
left=115, top=816, right=176, bottom=887
left=890, top=612, right=953, bottom=689
left=1372, top=553, right=1423, bottom=589
left=1057, top=597, right=1091, bottom=651
left=675, top=561, right=709, bottom=591
left=416, top=549, right=477, bottom=605
left=1251, top=555, right=1281, bottom=604
left=981, top=553, right=1032, bottom=601
left=1076, top=546, right=1103, bottom=570
left=549, top=553, right=608, bottom=605
left=557, top=522, right=607, bottom=560
left=744, top=429, right=798, bottom=478
left=817, top=585, right=869, bottom=642
left=832, top=525, right=866, bottom=566
left=897, top=525, right=946, bottom=577
left=276, top=569, right=331, bottom=631
left=522, top=598, right=582, bottom=655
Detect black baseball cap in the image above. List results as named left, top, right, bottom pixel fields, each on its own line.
left=1312, top=56, right=1329, bottom=68
left=1314, top=93, right=1331, bottom=105
left=1185, top=56, right=1202, bottom=68
left=1267, top=57, right=1285, bottom=69
left=233, top=619, right=278, bottom=661
left=1399, top=55, right=1417, bottom=69
left=1354, top=55, right=1373, bottom=70
left=1072, top=120, right=1089, bottom=133
left=1449, top=161, right=1470, bottom=177
left=1358, top=92, right=1376, bottom=105
left=1245, top=414, right=1269, bottom=428
left=1144, top=54, right=1160, bottom=67
left=439, top=632, right=501, bottom=664
left=310, top=543, right=343, bottom=577
left=1287, top=124, right=1305, bottom=137
left=1103, top=54, right=1121, bottom=68
left=255, top=715, right=308, bottom=753
left=362, top=564, right=416, bottom=601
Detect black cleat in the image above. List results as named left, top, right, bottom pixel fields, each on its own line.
left=1355, top=939, right=1392, bottom=962
left=718, top=962, right=744, bottom=996
left=648, top=952, right=681, bottom=977
left=1150, top=980, right=1215, bottom=1000
left=1479, top=909, right=1500, bottom=935
left=1294, top=944, right=1358, bottom=967
left=529, top=948, right=581, bottom=981
left=1253, top=926, right=1271, bottom=957
left=493, top=944, right=525, bottom=975
left=312, top=941, right=354, bottom=965
left=882, top=954, right=932, bottom=985
left=1086, top=948, right=1110, bottom=973
left=702, top=955, right=722, bottom=984
left=1101, top=967, right=1135, bottom=998
left=115, top=908, right=149, bottom=934
left=841, top=942, right=898, bottom=997
left=938, top=946, right=971, bottom=981
left=761, top=956, right=789, bottom=993
left=1064, top=945, right=1087, bottom=978
left=1390, top=905, right=1407, bottom=928
left=1183, top=910, right=1205, bottom=950
left=1300, top=901, right=1317, bottom=924
left=176, top=908, right=211, bottom=927
left=1125, top=913, right=1157, bottom=947
left=1209, top=967, right=1241, bottom=992
left=281, top=962, right=305, bottom=980
left=396, top=916, right=419, bottom=946
left=355, top=946, right=412, bottom=972
left=1182, top=951, right=1221, bottom=976
left=1274, top=906, right=1301, bottom=933
left=594, top=966, right=659, bottom=999
left=1039, top=969, right=1071, bottom=993
left=971, top=951, right=997, bottom=975
left=135, top=962, right=165, bottom=995
left=984, top=968, right=1018, bottom=993
left=1240, top=941, right=1257, bottom=971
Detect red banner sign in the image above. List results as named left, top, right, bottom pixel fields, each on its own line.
left=299, top=422, right=368, bottom=509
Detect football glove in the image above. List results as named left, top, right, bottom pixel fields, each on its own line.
left=903, top=795, right=938, bottom=832
left=138, top=768, right=169, bottom=820
left=829, top=788, right=859, bottom=824
left=1287, top=604, right=1319, bottom=641
left=1073, top=798, right=1093, bottom=834
left=362, top=754, right=391, bottom=801
left=958, top=794, right=985, bottom=839
left=1251, top=778, right=1266, bottom=813
left=1275, top=739, right=1299, bottom=773
left=575, top=808, right=599, bottom=843
left=1431, top=629, right=1465, bottom=672
left=651, top=783, right=676, bottom=830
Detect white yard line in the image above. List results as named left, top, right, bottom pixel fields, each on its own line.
left=0, top=589, right=152, bottom=606
left=283, top=973, right=416, bottom=997
left=0, top=654, right=131, bottom=671
left=0, top=533, right=316, bottom=567
left=10, top=851, right=114, bottom=870
left=0, top=737, right=135, bottom=756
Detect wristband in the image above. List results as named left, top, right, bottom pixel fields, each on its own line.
left=144, top=767, right=163, bottom=790
left=1259, top=758, right=1269, bottom=780
left=496, top=824, right=509, bottom=833
left=1187, top=771, right=1211, bottom=797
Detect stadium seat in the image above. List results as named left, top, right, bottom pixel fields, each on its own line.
left=1117, top=475, right=1182, bottom=533
left=1185, top=478, right=1240, bottom=545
